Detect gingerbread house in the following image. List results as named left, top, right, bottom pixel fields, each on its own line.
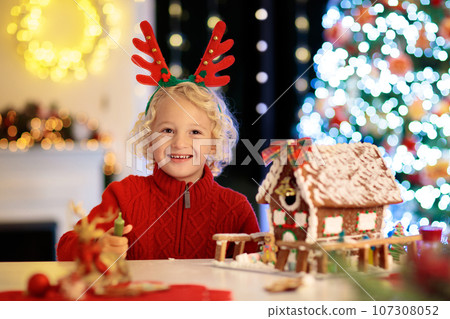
left=256, top=141, right=403, bottom=246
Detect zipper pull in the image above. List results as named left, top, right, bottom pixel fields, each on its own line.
left=184, top=185, right=190, bottom=209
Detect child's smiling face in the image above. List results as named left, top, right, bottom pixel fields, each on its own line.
left=150, top=95, right=215, bottom=184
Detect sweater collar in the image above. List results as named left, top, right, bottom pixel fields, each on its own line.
left=152, top=164, right=214, bottom=198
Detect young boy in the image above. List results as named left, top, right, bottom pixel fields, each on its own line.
left=56, top=21, right=260, bottom=260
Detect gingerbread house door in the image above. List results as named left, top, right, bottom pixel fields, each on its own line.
left=281, top=230, right=298, bottom=271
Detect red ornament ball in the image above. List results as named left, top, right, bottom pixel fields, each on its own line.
left=27, top=273, right=51, bottom=297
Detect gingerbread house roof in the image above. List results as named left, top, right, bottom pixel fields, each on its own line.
left=256, top=142, right=402, bottom=208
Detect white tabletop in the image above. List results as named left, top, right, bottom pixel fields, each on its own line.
left=0, top=259, right=359, bottom=301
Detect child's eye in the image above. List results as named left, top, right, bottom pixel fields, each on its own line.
left=161, top=128, right=173, bottom=134
left=191, top=130, right=202, bottom=135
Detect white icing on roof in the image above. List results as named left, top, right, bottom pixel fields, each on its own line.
left=256, top=158, right=283, bottom=204
left=257, top=142, right=402, bottom=208
left=295, top=168, right=318, bottom=243
left=297, top=143, right=402, bottom=208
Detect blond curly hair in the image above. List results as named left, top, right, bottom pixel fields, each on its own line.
left=130, top=81, right=238, bottom=176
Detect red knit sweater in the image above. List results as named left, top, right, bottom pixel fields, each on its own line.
left=56, top=165, right=260, bottom=260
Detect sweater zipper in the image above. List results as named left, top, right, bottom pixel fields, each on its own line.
left=184, top=184, right=190, bottom=209
left=178, top=183, right=190, bottom=255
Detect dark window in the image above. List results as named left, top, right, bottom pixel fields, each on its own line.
left=285, top=195, right=296, bottom=206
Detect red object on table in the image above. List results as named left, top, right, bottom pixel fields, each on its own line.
left=0, top=284, right=232, bottom=301
left=419, top=226, right=442, bottom=242
left=27, top=273, right=51, bottom=297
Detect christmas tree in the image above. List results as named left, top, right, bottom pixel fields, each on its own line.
left=298, top=0, right=450, bottom=235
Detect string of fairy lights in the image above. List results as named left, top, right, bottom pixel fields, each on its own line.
left=166, top=0, right=223, bottom=77
left=168, top=0, right=183, bottom=78
left=0, top=106, right=118, bottom=176
left=294, top=0, right=311, bottom=100
left=254, top=1, right=311, bottom=122
left=255, top=4, right=270, bottom=118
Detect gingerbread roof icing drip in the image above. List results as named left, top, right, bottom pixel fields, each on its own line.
left=298, top=143, right=402, bottom=208
left=256, top=158, right=283, bottom=204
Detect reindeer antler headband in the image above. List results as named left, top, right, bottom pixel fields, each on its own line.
left=132, top=20, right=235, bottom=115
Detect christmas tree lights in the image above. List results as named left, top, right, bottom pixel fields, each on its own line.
left=298, top=0, right=450, bottom=234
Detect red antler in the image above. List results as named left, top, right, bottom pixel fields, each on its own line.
left=193, top=21, right=235, bottom=87
left=132, top=21, right=171, bottom=86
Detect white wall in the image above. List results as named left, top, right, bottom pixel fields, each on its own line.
left=0, top=147, right=104, bottom=240
left=0, top=0, right=155, bottom=181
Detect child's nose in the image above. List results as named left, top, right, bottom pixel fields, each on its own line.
left=171, top=133, right=190, bottom=149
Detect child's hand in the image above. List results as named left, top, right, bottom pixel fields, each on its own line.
left=98, top=224, right=133, bottom=258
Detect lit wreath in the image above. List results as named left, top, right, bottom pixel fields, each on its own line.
left=7, top=0, right=119, bottom=82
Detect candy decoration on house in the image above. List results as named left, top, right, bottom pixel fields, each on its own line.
left=338, top=231, right=345, bottom=243
left=132, top=20, right=235, bottom=114
left=389, top=222, right=407, bottom=262
left=260, top=233, right=278, bottom=265
left=297, top=0, right=450, bottom=225
left=261, top=137, right=316, bottom=168
left=274, top=177, right=296, bottom=198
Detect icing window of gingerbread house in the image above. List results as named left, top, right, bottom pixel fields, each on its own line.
left=357, top=211, right=377, bottom=232
left=323, top=215, right=343, bottom=236
left=273, top=209, right=286, bottom=226
left=294, top=211, right=307, bottom=228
